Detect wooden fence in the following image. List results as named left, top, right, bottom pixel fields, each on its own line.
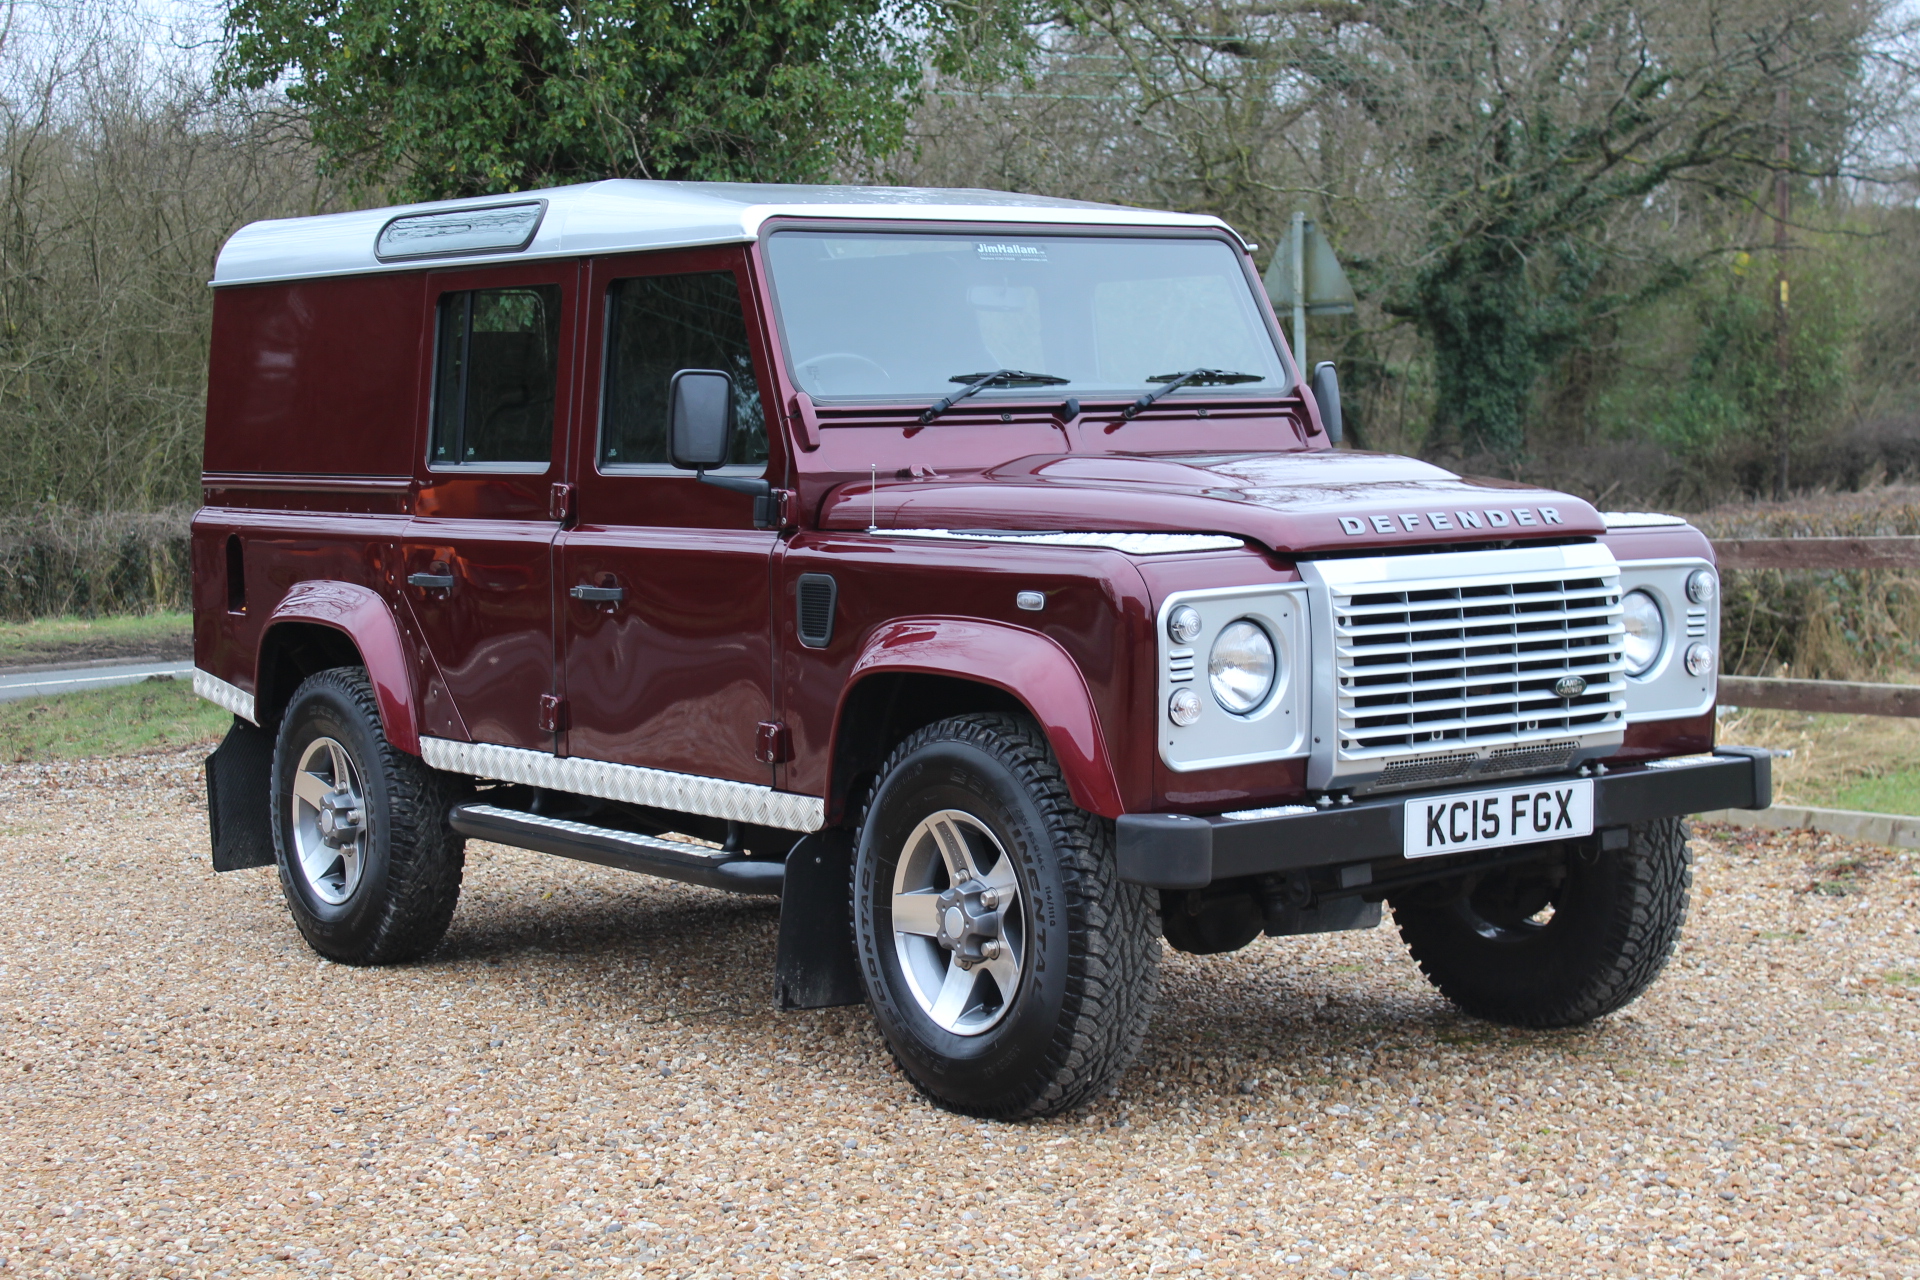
left=1712, top=536, right=1920, bottom=716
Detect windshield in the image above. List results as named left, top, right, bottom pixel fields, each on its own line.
left=764, top=231, right=1288, bottom=402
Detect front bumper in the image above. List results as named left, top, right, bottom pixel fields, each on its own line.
left=1117, top=747, right=1771, bottom=890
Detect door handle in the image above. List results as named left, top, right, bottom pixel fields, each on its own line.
left=407, top=572, right=455, bottom=590
left=570, top=584, right=626, bottom=603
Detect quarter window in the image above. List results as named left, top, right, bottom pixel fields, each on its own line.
left=431, top=285, right=562, bottom=466
left=601, top=271, right=767, bottom=468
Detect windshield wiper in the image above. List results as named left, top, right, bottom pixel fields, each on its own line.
left=920, top=369, right=1070, bottom=425
left=1120, top=368, right=1265, bottom=420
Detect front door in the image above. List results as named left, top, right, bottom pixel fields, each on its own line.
left=401, top=265, right=577, bottom=750
left=556, top=247, right=779, bottom=783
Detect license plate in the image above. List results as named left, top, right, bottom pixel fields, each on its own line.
left=1403, top=779, right=1594, bottom=859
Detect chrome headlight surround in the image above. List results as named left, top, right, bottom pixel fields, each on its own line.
left=1614, top=556, right=1718, bottom=722
left=1157, top=584, right=1308, bottom=771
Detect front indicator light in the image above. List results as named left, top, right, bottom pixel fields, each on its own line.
left=1167, top=605, right=1203, bottom=644
left=1168, top=687, right=1203, bottom=726
left=1686, top=643, right=1714, bottom=677
left=1208, top=619, right=1277, bottom=714
left=1621, top=590, right=1665, bottom=677
left=1686, top=569, right=1717, bottom=604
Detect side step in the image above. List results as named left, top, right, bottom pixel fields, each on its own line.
left=447, top=802, right=784, bottom=895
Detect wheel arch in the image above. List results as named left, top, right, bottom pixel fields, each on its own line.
left=256, top=581, right=421, bottom=755
left=826, top=618, right=1126, bottom=824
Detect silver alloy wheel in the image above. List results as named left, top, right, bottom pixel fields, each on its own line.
left=889, top=809, right=1024, bottom=1035
left=290, top=736, right=370, bottom=906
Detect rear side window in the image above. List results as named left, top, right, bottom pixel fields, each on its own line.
left=431, top=285, right=562, bottom=466
left=601, top=271, right=767, bottom=469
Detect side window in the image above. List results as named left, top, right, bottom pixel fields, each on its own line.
left=601, top=271, right=768, bottom=469
left=431, top=285, right=562, bottom=466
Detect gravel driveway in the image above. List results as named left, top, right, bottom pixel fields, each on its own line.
left=2, top=749, right=1916, bottom=1278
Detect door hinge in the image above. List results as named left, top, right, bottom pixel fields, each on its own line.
left=549, top=482, right=575, bottom=524
left=539, top=693, right=569, bottom=733
left=755, top=720, right=793, bottom=765
left=754, top=487, right=797, bottom=532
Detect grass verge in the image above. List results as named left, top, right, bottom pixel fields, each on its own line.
left=0, top=675, right=227, bottom=761
left=1717, top=703, right=1920, bottom=815
left=0, top=610, right=190, bottom=664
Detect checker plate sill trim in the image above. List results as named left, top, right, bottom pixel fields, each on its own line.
left=419, top=737, right=825, bottom=832
left=193, top=668, right=257, bottom=725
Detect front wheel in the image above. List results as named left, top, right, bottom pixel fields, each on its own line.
left=852, top=714, right=1160, bottom=1118
left=272, top=666, right=466, bottom=965
left=1389, top=818, right=1691, bottom=1027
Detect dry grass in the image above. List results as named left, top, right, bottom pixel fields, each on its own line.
left=1718, top=704, right=1920, bottom=814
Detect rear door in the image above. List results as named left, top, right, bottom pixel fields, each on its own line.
left=401, top=263, right=578, bottom=750
left=555, top=245, right=779, bottom=783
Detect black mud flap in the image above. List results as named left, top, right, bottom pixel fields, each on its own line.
left=773, top=829, right=864, bottom=1010
left=207, top=716, right=275, bottom=872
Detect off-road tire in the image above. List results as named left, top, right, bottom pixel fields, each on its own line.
left=1390, top=818, right=1691, bottom=1027
left=271, top=666, right=466, bottom=964
left=852, top=713, right=1160, bottom=1118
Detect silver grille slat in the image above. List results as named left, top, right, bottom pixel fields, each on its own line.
left=1331, top=566, right=1626, bottom=759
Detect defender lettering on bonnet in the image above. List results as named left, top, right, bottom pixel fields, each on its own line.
left=191, top=178, right=1753, bottom=1121
left=1339, top=507, right=1564, bottom=536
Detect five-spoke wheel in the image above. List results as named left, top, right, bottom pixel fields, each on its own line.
left=853, top=713, right=1160, bottom=1118
left=271, top=666, right=466, bottom=965
left=889, top=809, right=1025, bottom=1036
left=288, top=736, right=370, bottom=905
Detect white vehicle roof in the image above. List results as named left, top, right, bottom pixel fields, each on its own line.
left=211, top=179, right=1244, bottom=287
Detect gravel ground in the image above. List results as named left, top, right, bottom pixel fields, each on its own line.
left=2, top=750, right=1918, bottom=1279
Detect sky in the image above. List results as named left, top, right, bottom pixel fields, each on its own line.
left=2, top=0, right=226, bottom=62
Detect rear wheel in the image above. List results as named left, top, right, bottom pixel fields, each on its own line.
left=1389, top=819, right=1691, bottom=1027
left=272, top=667, right=465, bottom=964
left=852, top=713, right=1159, bottom=1118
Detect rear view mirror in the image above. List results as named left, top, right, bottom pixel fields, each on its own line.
left=668, top=369, right=734, bottom=470
left=1310, top=361, right=1343, bottom=445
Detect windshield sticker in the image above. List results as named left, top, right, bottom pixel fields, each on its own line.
left=976, top=242, right=1048, bottom=263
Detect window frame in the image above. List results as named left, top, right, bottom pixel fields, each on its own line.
left=753, top=218, right=1296, bottom=407
left=424, top=269, right=573, bottom=477
left=591, top=253, right=773, bottom=480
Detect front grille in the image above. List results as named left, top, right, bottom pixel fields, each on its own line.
left=1332, top=567, right=1625, bottom=762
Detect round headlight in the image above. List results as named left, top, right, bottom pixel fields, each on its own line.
left=1685, top=642, right=1714, bottom=677
left=1686, top=569, right=1718, bottom=605
left=1168, top=687, right=1203, bottom=726
left=1621, top=590, right=1666, bottom=677
left=1167, top=605, right=1203, bottom=645
left=1208, top=619, right=1276, bottom=714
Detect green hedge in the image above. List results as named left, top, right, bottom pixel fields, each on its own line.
left=1692, top=493, right=1920, bottom=681
left=0, top=508, right=192, bottom=621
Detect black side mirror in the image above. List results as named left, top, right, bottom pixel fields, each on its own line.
left=668, top=369, right=735, bottom=471
left=1310, top=361, right=1343, bottom=445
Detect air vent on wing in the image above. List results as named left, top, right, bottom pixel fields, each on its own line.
left=796, top=574, right=838, bottom=649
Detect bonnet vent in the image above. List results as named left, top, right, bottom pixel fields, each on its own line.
left=796, top=574, right=838, bottom=648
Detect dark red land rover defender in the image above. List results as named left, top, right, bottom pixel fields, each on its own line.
left=194, top=182, right=1768, bottom=1117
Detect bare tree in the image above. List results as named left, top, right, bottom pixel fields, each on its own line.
left=880, top=1, right=1916, bottom=470
left=0, top=5, right=348, bottom=512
